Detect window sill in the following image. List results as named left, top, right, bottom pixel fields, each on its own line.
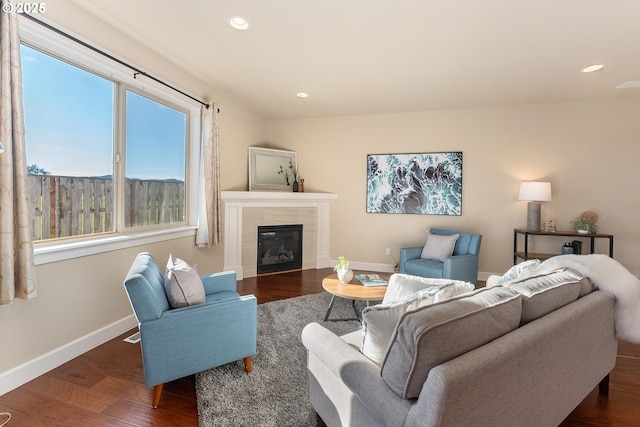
left=34, top=226, right=197, bottom=265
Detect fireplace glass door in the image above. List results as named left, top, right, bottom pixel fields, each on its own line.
left=257, top=224, right=303, bottom=274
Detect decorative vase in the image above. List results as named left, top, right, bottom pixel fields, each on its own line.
left=293, top=180, right=299, bottom=192
left=561, top=243, right=574, bottom=254
left=298, top=178, right=304, bottom=192
left=337, top=265, right=354, bottom=283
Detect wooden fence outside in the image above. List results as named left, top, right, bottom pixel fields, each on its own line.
left=28, top=175, right=185, bottom=241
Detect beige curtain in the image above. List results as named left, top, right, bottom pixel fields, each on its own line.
left=195, top=103, right=222, bottom=248
left=0, top=5, right=37, bottom=304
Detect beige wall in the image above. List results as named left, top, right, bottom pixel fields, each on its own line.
left=0, top=1, right=265, bottom=376
left=266, top=96, right=640, bottom=277
left=3, top=0, right=639, bottom=387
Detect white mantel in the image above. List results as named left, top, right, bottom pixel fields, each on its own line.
left=221, top=191, right=337, bottom=279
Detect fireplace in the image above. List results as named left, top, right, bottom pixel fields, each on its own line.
left=257, top=224, right=303, bottom=274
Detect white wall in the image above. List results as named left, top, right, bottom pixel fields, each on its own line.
left=266, top=96, right=640, bottom=277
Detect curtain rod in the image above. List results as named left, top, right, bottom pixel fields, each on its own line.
left=22, top=14, right=212, bottom=110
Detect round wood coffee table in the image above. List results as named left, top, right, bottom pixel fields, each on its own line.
left=322, top=273, right=389, bottom=322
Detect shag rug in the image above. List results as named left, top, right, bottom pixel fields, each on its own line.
left=195, top=292, right=366, bottom=427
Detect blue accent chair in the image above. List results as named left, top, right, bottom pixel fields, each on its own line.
left=399, top=228, right=482, bottom=284
left=123, top=252, right=257, bottom=408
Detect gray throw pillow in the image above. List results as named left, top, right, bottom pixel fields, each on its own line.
left=381, top=287, right=522, bottom=399
left=361, top=280, right=475, bottom=365
left=504, top=268, right=585, bottom=324
left=420, top=232, right=459, bottom=261
left=164, top=254, right=205, bottom=308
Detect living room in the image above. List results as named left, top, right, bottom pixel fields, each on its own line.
left=1, top=0, right=639, bottom=425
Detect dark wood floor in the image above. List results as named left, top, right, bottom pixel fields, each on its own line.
left=1, top=268, right=639, bottom=426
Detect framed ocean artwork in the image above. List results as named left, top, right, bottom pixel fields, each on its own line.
left=366, top=152, right=463, bottom=215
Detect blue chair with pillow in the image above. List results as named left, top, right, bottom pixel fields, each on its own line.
left=399, top=227, right=482, bottom=283
left=123, top=252, right=257, bottom=408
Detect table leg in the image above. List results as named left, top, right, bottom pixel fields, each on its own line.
left=324, top=295, right=337, bottom=322
left=351, top=300, right=360, bottom=320
left=324, top=295, right=361, bottom=322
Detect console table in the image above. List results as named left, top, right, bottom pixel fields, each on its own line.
left=513, top=228, right=614, bottom=264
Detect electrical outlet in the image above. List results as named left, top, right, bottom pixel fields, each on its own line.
left=385, top=247, right=391, bottom=256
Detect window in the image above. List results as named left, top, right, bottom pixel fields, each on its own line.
left=20, top=26, right=195, bottom=245
left=125, top=90, right=187, bottom=228
left=22, top=44, right=115, bottom=240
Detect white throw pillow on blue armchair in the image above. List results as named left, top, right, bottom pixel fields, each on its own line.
left=420, top=232, right=459, bottom=261
left=164, top=254, right=206, bottom=308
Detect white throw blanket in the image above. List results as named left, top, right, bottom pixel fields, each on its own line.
left=537, top=254, right=640, bottom=343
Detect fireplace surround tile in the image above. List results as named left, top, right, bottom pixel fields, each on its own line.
left=221, top=191, right=337, bottom=279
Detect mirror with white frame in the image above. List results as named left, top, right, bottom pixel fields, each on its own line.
left=248, top=147, right=298, bottom=191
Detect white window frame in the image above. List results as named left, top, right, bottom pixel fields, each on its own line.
left=19, top=16, right=202, bottom=265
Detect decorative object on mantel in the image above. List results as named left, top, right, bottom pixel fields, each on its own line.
left=334, top=256, right=354, bottom=284
left=298, top=178, right=304, bottom=192
left=571, top=211, right=599, bottom=234
left=277, top=160, right=299, bottom=191
left=291, top=165, right=299, bottom=192
left=518, top=181, right=552, bottom=231
left=277, top=161, right=294, bottom=186
left=366, top=152, right=463, bottom=215
left=248, top=146, right=297, bottom=191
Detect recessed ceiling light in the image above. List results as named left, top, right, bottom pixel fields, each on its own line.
left=581, top=64, right=604, bottom=73
left=228, top=16, right=250, bottom=31
left=296, top=92, right=309, bottom=98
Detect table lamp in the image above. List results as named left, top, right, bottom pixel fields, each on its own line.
left=518, top=181, right=552, bottom=231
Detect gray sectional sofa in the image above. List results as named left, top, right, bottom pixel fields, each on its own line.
left=302, top=269, right=618, bottom=427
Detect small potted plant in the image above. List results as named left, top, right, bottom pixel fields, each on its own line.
left=334, top=256, right=353, bottom=283
left=277, top=161, right=293, bottom=186
left=571, top=211, right=599, bottom=234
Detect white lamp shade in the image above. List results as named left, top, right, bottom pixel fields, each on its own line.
left=518, top=181, right=552, bottom=202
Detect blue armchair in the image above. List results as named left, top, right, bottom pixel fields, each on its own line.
left=123, top=252, right=257, bottom=408
left=399, top=228, right=482, bottom=283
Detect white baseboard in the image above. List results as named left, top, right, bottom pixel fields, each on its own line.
left=0, top=314, right=138, bottom=396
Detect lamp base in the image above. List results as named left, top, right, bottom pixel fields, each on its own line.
left=526, top=202, right=541, bottom=231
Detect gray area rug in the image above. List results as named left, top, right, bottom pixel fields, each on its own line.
left=196, top=292, right=366, bottom=427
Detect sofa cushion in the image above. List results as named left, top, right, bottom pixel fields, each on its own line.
left=382, top=274, right=474, bottom=304
left=577, top=276, right=596, bottom=297
left=420, top=232, right=459, bottom=261
left=164, top=254, right=206, bottom=308
left=361, top=280, right=475, bottom=365
left=403, top=258, right=446, bottom=278
left=503, top=268, right=586, bottom=324
left=496, top=259, right=540, bottom=285
left=381, top=287, right=522, bottom=399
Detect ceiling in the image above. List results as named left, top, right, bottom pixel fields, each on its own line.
left=72, top=0, right=640, bottom=120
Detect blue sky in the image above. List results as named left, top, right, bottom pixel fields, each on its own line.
left=21, top=44, right=186, bottom=181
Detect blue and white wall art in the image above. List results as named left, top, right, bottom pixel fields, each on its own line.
left=366, top=152, right=463, bottom=215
